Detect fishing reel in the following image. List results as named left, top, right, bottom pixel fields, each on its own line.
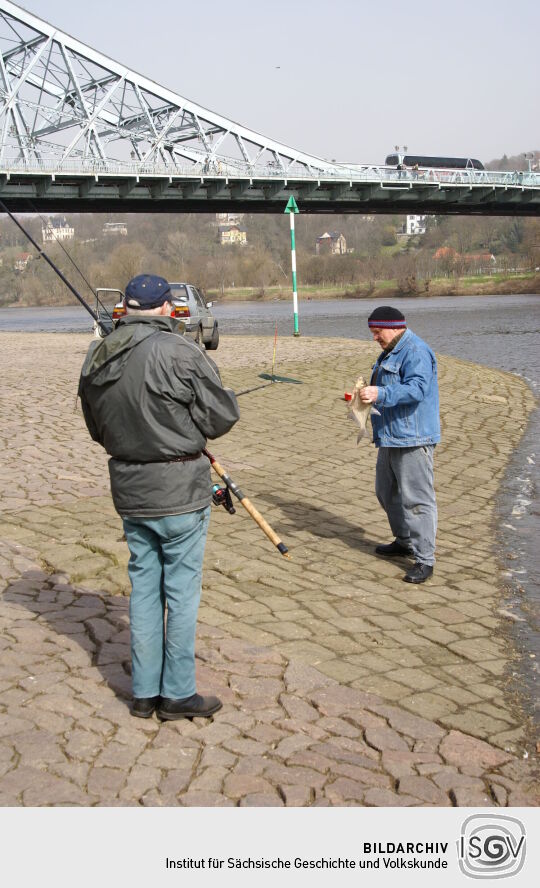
left=212, top=483, right=236, bottom=514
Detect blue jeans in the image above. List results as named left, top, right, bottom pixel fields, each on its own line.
left=375, top=446, right=437, bottom=566
left=122, top=506, right=210, bottom=699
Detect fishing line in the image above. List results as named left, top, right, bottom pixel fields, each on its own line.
left=0, top=200, right=108, bottom=333
left=236, top=322, right=303, bottom=395
left=26, top=199, right=113, bottom=323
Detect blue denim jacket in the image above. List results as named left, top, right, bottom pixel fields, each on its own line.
left=370, top=328, right=441, bottom=447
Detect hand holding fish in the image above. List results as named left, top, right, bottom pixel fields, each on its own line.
left=359, top=385, right=378, bottom=403
left=347, top=376, right=380, bottom=444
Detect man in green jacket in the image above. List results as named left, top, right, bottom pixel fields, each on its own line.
left=79, top=274, right=240, bottom=720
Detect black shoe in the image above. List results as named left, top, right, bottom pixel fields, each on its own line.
left=375, top=539, right=414, bottom=557
left=403, top=563, right=433, bottom=584
left=157, top=693, right=222, bottom=721
left=131, top=696, right=160, bottom=718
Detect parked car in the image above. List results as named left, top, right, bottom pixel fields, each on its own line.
left=168, top=282, right=219, bottom=350
left=93, top=287, right=122, bottom=338
left=93, top=283, right=219, bottom=350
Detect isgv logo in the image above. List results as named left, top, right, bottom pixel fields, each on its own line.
left=458, top=814, right=526, bottom=879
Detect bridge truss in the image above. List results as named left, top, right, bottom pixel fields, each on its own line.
left=0, top=0, right=539, bottom=215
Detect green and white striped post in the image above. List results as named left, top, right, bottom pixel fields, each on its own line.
left=284, top=194, right=300, bottom=336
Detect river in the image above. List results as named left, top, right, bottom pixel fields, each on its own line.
left=0, top=293, right=538, bottom=721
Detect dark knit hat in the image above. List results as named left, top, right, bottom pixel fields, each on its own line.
left=125, top=274, right=171, bottom=309
left=368, top=306, right=406, bottom=329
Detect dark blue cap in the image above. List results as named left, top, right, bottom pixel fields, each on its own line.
left=125, top=274, right=171, bottom=309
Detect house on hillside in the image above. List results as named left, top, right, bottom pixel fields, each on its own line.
left=219, top=224, right=247, bottom=246
left=406, top=215, right=427, bottom=236
left=102, top=221, right=128, bottom=237
left=316, top=231, right=347, bottom=255
left=42, top=216, right=74, bottom=242
left=463, top=252, right=496, bottom=272
left=216, top=213, right=244, bottom=226
left=14, top=252, right=32, bottom=271
left=433, top=247, right=496, bottom=274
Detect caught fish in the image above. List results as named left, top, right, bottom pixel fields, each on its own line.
left=347, top=375, right=380, bottom=443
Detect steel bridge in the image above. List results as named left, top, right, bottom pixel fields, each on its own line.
left=0, top=0, right=538, bottom=216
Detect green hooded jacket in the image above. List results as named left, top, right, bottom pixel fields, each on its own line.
left=79, top=315, right=240, bottom=517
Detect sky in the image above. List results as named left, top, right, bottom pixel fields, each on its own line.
left=12, top=0, right=540, bottom=166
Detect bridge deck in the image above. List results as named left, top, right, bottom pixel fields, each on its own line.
left=1, top=167, right=539, bottom=215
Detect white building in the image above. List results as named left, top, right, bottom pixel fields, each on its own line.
left=102, top=221, right=128, bottom=236
left=215, top=212, right=244, bottom=226
left=42, top=217, right=74, bottom=242
left=406, top=215, right=427, bottom=236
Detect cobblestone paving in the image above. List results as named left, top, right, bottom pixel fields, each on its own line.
left=0, top=331, right=538, bottom=806
left=1, top=542, right=538, bottom=807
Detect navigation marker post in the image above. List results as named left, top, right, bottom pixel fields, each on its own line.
left=284, top=195, right=300, bottom=336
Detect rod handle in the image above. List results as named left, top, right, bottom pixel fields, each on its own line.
left=237, top=494, right=289, bottom=555
left=205, top=451, right=289, bottom=557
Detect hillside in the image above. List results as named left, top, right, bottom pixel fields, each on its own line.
left=0, top=152, right=539, bottom=307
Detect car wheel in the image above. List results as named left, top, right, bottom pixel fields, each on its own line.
left=205, top=322, right=219, bottom=350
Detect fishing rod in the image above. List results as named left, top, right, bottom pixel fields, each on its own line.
left=0, top=201, right=290, bottom=557
left=26, top=199, right=113, bottom=326
left=204, top=448, right=289, bottom=557
left=0, top=200, right=110, bottom=336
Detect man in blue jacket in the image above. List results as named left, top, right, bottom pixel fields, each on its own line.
left=359, top=306, right=440, bottom=583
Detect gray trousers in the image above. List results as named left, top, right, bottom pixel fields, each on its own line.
left=375, top=445, right=437, bottom=566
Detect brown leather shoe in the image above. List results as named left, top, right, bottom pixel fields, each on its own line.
left=157, top=693, right=222, bottom=720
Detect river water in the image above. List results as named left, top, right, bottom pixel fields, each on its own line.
left=0, top=294, right=538, bottom=720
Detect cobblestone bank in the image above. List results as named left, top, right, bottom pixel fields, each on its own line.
left=0, top=541, right=538, bottom=807
left=0, top=332, right=538, bottom=806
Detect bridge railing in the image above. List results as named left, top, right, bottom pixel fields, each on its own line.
left=0, top=153, right=539, bottom=189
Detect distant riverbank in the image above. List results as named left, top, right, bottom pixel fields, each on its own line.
left=1, top=272, right=538, bottom=311
left=206, top=272, right=540, bottom=303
